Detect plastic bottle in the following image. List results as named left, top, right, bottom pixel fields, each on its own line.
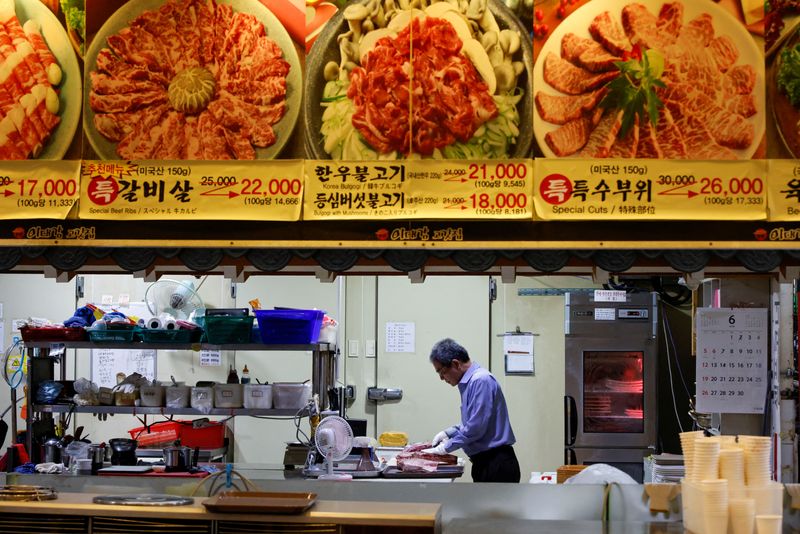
left=240, top=365, right=250, bottom=384
left=226, top=365, right=239, bottom=384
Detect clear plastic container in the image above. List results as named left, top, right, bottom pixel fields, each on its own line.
left=273, top=382, right=311, bottom=410
left=165, top=385, right=190, bottom=408
left=214, top=384, right=243, bottom=408
left=140, top=385, right=165, bottom=407
left=243, top=384, right=273, bottom=409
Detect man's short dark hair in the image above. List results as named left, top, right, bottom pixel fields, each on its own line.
left=429, top=338, right=470, bottom=367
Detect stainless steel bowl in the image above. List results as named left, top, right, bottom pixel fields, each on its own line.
left=304, top=0, right=533, bottom=159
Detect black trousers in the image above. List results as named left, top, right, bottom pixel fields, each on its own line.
left=469, top=444, right=521, bottom=483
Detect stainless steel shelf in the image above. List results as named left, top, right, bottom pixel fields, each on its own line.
left=33, top=404, right=302, bottom=417
left=24, top=341, right=332, bottom=351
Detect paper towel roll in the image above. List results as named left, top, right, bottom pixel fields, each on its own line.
left=148, top=317, right=163, bottom=330
left=163, top=318, right=177, bottom=330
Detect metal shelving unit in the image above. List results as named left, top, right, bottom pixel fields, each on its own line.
left=23, top=341, right=335, bottom=460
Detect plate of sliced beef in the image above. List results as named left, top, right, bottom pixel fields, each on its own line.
left=533, top=0, right=764, bottom=159
left=82, top=0, right=301, bottom=160
left=0, top=0, right=81, bottom=160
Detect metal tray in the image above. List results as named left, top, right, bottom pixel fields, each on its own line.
left=382, top=465, right=464, bottom=479
left=202, top=491, right=317, bottom=514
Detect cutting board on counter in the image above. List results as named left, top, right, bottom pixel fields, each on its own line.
left=382, top=465, right=463, bottom=479
left=98, top=466, right=210, bottom=478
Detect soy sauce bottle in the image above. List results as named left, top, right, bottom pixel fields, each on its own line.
left=226, top=365, right=239, bottom=384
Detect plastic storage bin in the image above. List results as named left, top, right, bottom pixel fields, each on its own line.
left=141, top=328, right=198, bottom=343
left=243, top=384, right=273, bottom=409
left=203, top=315, right=255, bottom=344
left=165, top=385, right=190, bottom=408
left=129, top=421, right=181, bottom=447
left=190, top=386, right=214, bottom=410
left=273, top=382, right=311, bottom=409
left=20, top=326, right=86, bottom=342
left=139, top=385, right=165, bottom=407
left=214, top=384, right=243, bottom=408
left=254, top=309, right=324, bottom=344
left=181, top=421, right=226, bottom=449
left=88, top=324, right=138, bottom=343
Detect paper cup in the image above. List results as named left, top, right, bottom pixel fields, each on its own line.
left=755, top=514, right=782, bottom=534
left=729, top=498, right=756, bottom=534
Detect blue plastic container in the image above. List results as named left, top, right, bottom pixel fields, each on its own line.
left=254, top=309, right=324, bottom=344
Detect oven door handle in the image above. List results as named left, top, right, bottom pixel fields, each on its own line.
left=564, top=395, right=577, bottom=446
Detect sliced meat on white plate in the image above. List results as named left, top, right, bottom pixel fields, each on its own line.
left=560, top=33, right=620, bottom=72
left=543, top=53, right=617, bottom=95
left=589, top=11, right=631, bottom=56
left=544, top=116, right=593, bottom=156
left=535, top=88, right=604, bottom=125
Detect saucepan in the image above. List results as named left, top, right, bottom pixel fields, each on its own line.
left=163, top=445, right=199, bottom=470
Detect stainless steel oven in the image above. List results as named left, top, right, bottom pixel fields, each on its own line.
left=564, top=291, right=659, bottom=482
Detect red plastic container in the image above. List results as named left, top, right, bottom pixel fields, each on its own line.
left=128, top=419, right=226, bottom=449
left=180, top=421, right=226, bottom=449
left=128, top=421, right=181, bottom=447
left=20, top=326, right=86, bottom=342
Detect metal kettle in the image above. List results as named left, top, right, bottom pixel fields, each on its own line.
left=42, top=438, right=61, bottom=464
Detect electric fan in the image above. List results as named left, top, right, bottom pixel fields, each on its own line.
left=314, top=415, right=354, bottom=481
left=144, top=279, right=205, bottom=321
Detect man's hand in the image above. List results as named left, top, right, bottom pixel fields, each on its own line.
left=431, top=430, right=449, bottom=446
left=421, top=443, right=448, bottom=455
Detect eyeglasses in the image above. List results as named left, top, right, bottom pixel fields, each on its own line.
left=435, top=361, right=453, bottom=377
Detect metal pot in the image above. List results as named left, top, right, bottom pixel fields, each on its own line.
left=42, top=438, right=61, bottom=464
left=162, top=446, right=193, bottom=470
left=109, top=438, right=137, bottom=466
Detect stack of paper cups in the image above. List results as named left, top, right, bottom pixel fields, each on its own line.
left=720, top=448, right=746, bottom=498
left=728, top=497, right=756, bottom=534
left=709, top=435, right=738, bottom=449
left=680, top=430, right=705, bottom=481
left=740, top=436, right=772, bottom=487
left=747, top=481, right=783, bottom=517
left=694, top=438, right=721, bottom=482
left=700, top=478, right=729, bottom=534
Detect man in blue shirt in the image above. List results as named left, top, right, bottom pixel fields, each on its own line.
left=422, top=338, right=521, bottom=483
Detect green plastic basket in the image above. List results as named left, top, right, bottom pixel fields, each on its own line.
left=203, top=316, right=255, bottom=344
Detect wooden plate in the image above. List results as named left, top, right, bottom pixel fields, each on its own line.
left=202, top=491, right=317, bottom=514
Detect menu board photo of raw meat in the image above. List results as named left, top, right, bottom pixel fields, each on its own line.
left=304, top=0, right=533, bottom=160
left=0, top=0, right=83, bottom=160
left=532, top=0, right=766, bottom=159
left=82, top=0, right=304, bottom=160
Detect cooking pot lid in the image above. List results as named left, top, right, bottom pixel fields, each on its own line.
left=92, top=494, right=194, bottom=506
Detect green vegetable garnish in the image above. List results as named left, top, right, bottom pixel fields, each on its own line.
left=600, top=46, right=666, bottom=138
left=778, top=42, right=800, bottom=107
left=60, top=0, right=85, bottom=51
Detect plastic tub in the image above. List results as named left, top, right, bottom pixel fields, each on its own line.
left=254, top=309, right=325, bottom=344
left=273, top=382, right=311, bottom=410
left=20, top=326, right=86, bottom=342
left=190, top=386, right=214, bottom=410
left=129, top=421, right=181, bottom=447
left=243, top=384, right=273, bottom=409
left=141, top=329, right=198, bottom=343
left=88, top=324, right=139, bottom=343
left=203, top=315, right=255, bottom=344
left=139, top=385, right=165, bottom=407
left=181, top=421, right=226, bottom=449
left=214, top=384, right=243, bottom=408
left=165, top=385, right=190, bottom=408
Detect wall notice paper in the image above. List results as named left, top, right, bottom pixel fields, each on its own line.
left=91, top=348, right=156, bottom=389
left=386, top=322, right=415, bottom=353
left=503, top=334, right=534, bottom=375
left=696, top=308, right=768, bottom=414
left=200, top=350, right=221, bottom=367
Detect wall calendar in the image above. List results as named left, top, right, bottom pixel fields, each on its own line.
left=696, top=308, right=768, bottom=414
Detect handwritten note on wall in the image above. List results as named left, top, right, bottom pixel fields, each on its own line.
left=91, top=348, right=156, bottom=388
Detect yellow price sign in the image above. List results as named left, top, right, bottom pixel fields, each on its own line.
left=766, top=160, right=800, bottom=221
left=79, top=160, right=303, bottom=221
left=533, top=159, right=767, bottom=221
left=304, top=160, right=532, bottom=220
left=0, top=161, right=80, bottom=219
